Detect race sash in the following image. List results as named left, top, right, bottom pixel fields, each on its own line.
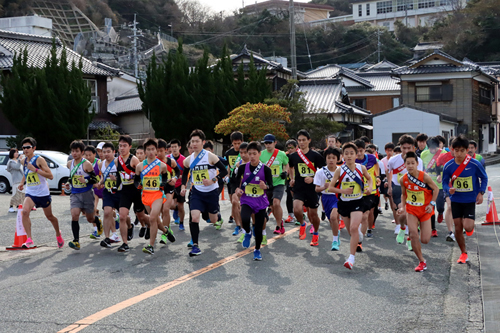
left=169, top=154, right=183, bottom=171
left=102, top=159, right=115, bottom=182
left=341, top=164, right=364, bottom=189
left=323, top=166, right=334, bottom=181
left=266, top=149, right=279, bottom=167
left=450, top=154, right=472, bottom=185
left=92, top=159, right=98, bottom=168
left=161, top=158, right=173, bottom=174
left=393, top=162, right=406, bottom=175
left=360, top=154, right=369, bottom=166
left=23, top=155, right=39, bottom=178
left=70, top=158, right=86, bottom=179
left=426, top=149, right=442, bottom=170
left=241, top=162, right=264, bottom=189
left=190, top=149, right=207, bottom=170
left=407, top=172, right=427, bottom=189
left=118, top=155, right=134, bottom=175
left=297, top=149, right=317, bottom=173
left=141, top=159, right=161, bottom=179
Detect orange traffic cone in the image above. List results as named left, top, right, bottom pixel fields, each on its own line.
left=221, top=187, right=226, bottom=201
left=483, top=186, right=500, bottom=225
left=6, top=205, right=37, bottom=250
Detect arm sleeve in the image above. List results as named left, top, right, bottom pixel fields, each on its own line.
left=182, top=168, right=189, bottom=186
left=134, top=174, right=141, bottom=189
left=264, top=165, right=273, bottom=188
left=215, top=160, right=228, bottom=179
left=169, top=158, right=181, bottom=178
left=235, top=164, right=245, bottom=185
left=87, top=170, right=99, bottom=184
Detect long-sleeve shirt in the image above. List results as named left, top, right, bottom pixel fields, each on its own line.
left=6, top=159, right=24, bottom=184
left=442, top=158, right=488, bottom=203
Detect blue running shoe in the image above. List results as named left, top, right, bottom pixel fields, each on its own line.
left=187, top=239, right=193, bottom=247
left=179, top=223, right=185, bottom=231
left=243, top=232, right=252, bottom=249
left=189, top=245, right=202, bottom=257
left=331, top=240, right=340, bottom=251
left=232, top=226, right=241, bottom=236
left=173, top=209, right=179, bottom=220
left=206, top=218, right=211, bottom=224
left=253, top=249, right=262, bottom=261
left=174, top=218, right=180, bottom=225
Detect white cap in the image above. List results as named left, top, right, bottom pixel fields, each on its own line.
left=96, top=142, right=105, bottom=150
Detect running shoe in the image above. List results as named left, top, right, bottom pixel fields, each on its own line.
left=437, top=214, right=443, bottom=223
left=253, top=249, right=262, bottom=261
left=366, top=229, right=373, bottom=238
left=267, top=207, right=272, bottom=217
left=321, top=211, right=326, bottom=221
left=285, top=215, right=293, bottom=223
left=110, top=233, right=120, bottom=243
left=90, top=231, right=100, bottom=240
left=134, top=217, right=140, bottom=226
left=465, top=229, right=474, bottom=236
left=118, top=243, right=129, bottom=252
left=187, top=239, right=193, bottom=247
left=237, top=233, right=245, bottom=243
left=446, top=232, right=456, bottom=242
left=392, top=219, right=396, bottom=224
left=100, top=238, right=112, bottom=248
left=206, top=218, right=211, bottom=224
left=339, top=219, right=345, bottom=229
left=415, top=261, right=427, bottom=272
left=127, top=227, right=134, bottom=241
left=173, top=218, right=180, bottom=225
left=396, top=228, right=406, bottom=244
left=310, top=234, right=319, bottom=247
left=232, top=226, right=241, bottom=236
left=394, top=224, right=401, bottom=235
left=32, top=207, right=36, bottom=211
left=407, top=238, right=412, bottom=251
left=431, top=230, right=438, bottom=237
left=173, top=209, right=179, bottom=221
left=166, top=227, right=176, bottom=242
left=310, top=225, right=315, bottom=234
left=358, top=225, right=364, bottom=243
left=378, top=207, right=383, bottom=214
left=457, top=253, right=469, bottom=264
left=8, top=207, right=15, bottom=213
left=56, top=232, right=64, bottom=249
left=145, top=227, right=150, bottom=240
left=143, top=245, right=154, bottom=255
left=22, top=238, right=35, bottom=249
left=69, top=241, right=80, bottom=250
left=279, top=224, right=285, bottom=235
left=299, top=224, right=307, bottom=240
left=385, top=202, right=389, bottom=210
left=262, top=235, right=267, bottom=245
left=273, top=226, right=281, bottom=235
left=160, top=232, right=168, bottom=244
left=242, top=232, right=252, bottom=248
left=295, top=219, right=301, bottom=226
left=344, top=260, right=353, bottom=270
left=179, top=223, right=185, bottom=231
left=189, top=245, right=202, bottom=257
left=139, top=227, right=146, bottom=238
left=228, top=216, right=234, bottom=224
left=215, top=218, right=224, bottom=230
left=97, top=219, right=103, bottom=235
left=331, top=240, right=339, bottom=251
left=356, top=242, right=363, bottom=252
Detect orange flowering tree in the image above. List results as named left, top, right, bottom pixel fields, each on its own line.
left=215, top=103, right=291, bottom=141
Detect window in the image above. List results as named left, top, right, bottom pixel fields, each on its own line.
left=393, top=97, right=400, bottom=107
left=439, top=0, right=452, bottom=5
left=0, top=155, right=8, bottom=165
left=442, top=131, right=450, bottom=145
left=352, top=98, right=367, bottom=109
left=479, top=86, right=491, bottom=105
left=382, top=21, right=391, bottom=28
left=358, top=4, right=363, bottom=16
left=489, top=126, right=495, bottom=144
left=366, top=3, right=371, bottom=15
left=415, top=84, right=453, bottom=102
left=397, top=0, right=413, bottom=11
left=377, top=1, right=393, bottom=14
left=418, top=0, right=435, bottom=8
left=86, top=80, right=99, bottom=114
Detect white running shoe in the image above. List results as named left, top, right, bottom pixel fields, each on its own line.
left=394, top=224, right=401, bottom=235
left=110, top=233, right=120, bottom=243
left=8, top=207, right=15, bottom=213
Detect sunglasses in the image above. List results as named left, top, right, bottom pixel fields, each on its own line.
left=286, top=146, right=295, bottom=150
left=22, top=146, right=33, bottom=150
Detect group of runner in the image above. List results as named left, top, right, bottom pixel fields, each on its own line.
left=16, top=128, right=488, bottom=270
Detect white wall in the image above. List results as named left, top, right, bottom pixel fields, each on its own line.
left=0, top=16, right=52, bottom=37
left=373, top=107, right=439, bottom=150
left=481, top=123, right=497, bottom=154
left=107, top=74, right=138, bottom=100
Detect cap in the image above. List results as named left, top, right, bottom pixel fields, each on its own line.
left=96, top=142, right=105, bottom=150
left=262, top=134, right=276, bottom=143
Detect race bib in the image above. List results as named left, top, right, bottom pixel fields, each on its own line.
left=26, top=172, right=40, bottom=187
left=324, top=179, right=331, bottom=193
left=245, top=184, right=264, bottom=197
left=341, top=181, right=362, bottom=200
left=120, top=171, right=134, bottom=185
left=228, top=156, right=238, bottom=167
left=72, top=175, right=87, bottom=188
left=298, top=163, right=314, bottom=177
left=406, top=190, right=425, bottom=206
left=105, top=179, right=116, bottom=190
left=271, top=165, right=280, bottom=178
left=143, top=176, right=160, bottom=191
left=192, top=169, right=209, bottom=185
left=454, top=176, right=473, bottom=192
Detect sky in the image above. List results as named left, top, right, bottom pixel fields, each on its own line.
left=197, top=0, right=311, bottom=15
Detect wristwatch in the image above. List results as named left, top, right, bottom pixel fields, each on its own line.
left=212, top=177, right=217, bottom=183
left=430, top=201, right=436, bottom=206
left=480, top=191, right=485, bottom=195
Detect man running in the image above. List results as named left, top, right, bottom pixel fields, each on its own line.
left=169, top=139, right=187, bottom=230
left=225, top=131, right=243, bottom=226
left=467, top=140, right=486, bottom=169
left=18, top=137, right=64, bottom=249
left=260, top=134, right=289, bottom=235
left=284, top=139, right=298, bottom=224
left=180, top=129, right=228, bottom=257
left=84, top=145, right=104, bottom=240
left=415, top=133, right=428, bottom=157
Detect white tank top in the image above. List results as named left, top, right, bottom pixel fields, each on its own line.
left=25, top=156, right=50, bottom=197
left=339, top=164, right=364, bottom=202
left=101, top=159, right=119, bottom=192
left=190, top=150, right=218, bottom=193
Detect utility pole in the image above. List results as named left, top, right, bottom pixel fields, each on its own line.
left=377, top=27, right=381, bottom=63
left=132, top=14, right=138, bottom=77
left=289, top=0, right=297, bottom=80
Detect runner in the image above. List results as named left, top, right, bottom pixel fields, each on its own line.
left=443, top=135, right=488, bottom=264
left=289, top=129, right=326, bottom=246
left=135, top=138, right=176, bottom=254
left=327, top=135, right=337, bottom=149
left=380, top=143, right=395, bottom=212
left=467, top=140, right=486, bottom=169
left=436, top=142, right=458, bottom=242
left=180, top=129, right=228, bottom=257
left=314, top=147, right=341, bottom=250
left=235, top=141, right=273, bottom=260
left=64, top=140, right=102, bottom=250
left=398, top=151, right=439, bottom=272
left=328, top=142, right=372, bottom=269
left=202, top=140, right=228, bottom=228
left=228, top=142, right=249, bottom=236
left=116, top=135, right=150, bottom=253
left=135, top=146, right=145, bottom=162
left=284, top=139, right=298, bottom=224
left=169, top=139, right=187, bottom=231
left=225, top=131, right=243, bottom=227
left=260, top=133, right=289, bottom=235
left=96, top=142, right=105, bottom=161
left=18, top=137, right=64, bottom=249
left=84, top=145, right=104, bottom=239
left=415, top=133, right=428, bottom=157
left=387, top=134, right=423, bottom=249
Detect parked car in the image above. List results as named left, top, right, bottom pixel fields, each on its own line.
left=0, top=150, right=71, bottom=194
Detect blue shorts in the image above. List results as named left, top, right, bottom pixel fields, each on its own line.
left=321, top=194, right=338, bottom=220
left=190, top=187, right=220, bottom=215
left=103, top=190, right=121, bottom=210
left=26, top=194, right=52, bottom=209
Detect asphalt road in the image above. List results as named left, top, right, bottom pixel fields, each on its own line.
left=1, top=164, right=496, bottom=332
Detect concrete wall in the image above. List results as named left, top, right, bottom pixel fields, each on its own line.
left=0, top=16, right=52, bottom=37
left=115, top=112, right=154, bottom=138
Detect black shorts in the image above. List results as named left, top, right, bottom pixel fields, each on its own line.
left=380, top=180, right=388, bottom=196
left=338, top=198, right=364, bottom=218
left=227, top=182, right=237, bottom=195
left=119, top=185, right=145, bottom=213
left=363, top=194, right=379, bottom=212
left=392, top=184, right=402, bottom=206
left=173, top=186, right=186, bottom=203
left=451, top=202, right=476, bottom=220
left=293, top=189, right=320, bottom=209
left=190, top=187, right=219, bottom=214
left=102, top=190, right=121, bottom=210
left=163, top=184, right=175, bottom=195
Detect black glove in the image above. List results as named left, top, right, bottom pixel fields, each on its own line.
left=280, top=171, right=287, bottom=179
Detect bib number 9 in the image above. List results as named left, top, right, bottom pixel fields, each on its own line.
left=406, top=190, right=425, bottom=206
left=454, top=176, right=473, bottom=192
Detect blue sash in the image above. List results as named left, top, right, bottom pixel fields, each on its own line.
left=102, top=159, right=115, bottom=181
left=341, top=164, right=364, bottom=189
left=169, top=154, right=183, bottom=171
left=141, top=159, right=161, bottom=179
left=241, top=162, right=264, bottom=189
left=24, top=155, right=39, bottom=178
left=190, top=149, right=207, bottom=170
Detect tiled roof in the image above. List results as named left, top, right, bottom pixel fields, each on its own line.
left=349, top=73, right=400, bottom=92
left=88, top=120, right=122, bottom=131
left=0, top=29, right=116, bottom=77
left=359, top=60, right=399, bottom=73
left=304, top=64, right=341, bottom=78
left=108, top=94, right=142, bottom=115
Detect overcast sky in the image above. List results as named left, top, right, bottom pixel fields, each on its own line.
left=197, top=0, right=311, bottom=15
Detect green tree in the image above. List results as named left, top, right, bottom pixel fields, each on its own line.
left=0, top=41, right=93, bottom=151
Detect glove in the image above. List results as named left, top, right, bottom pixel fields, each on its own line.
left=280, top=171, right=287, bottom=179
left=223, top=176, right=230, bottom=184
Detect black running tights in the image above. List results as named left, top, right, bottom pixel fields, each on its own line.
left=241, top=205, right=266, bottom=250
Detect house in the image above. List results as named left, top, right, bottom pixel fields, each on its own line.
left=0, top=29, right=118, bottom=149
left=243, top=0, right=335, bottom=23
left=298, top=78, right=373, bottom=142
left=372, top=105, right=457, bottom=150
left=392, top=50, right=499, bottom=153
left=0, top=16, right=52, bottom=37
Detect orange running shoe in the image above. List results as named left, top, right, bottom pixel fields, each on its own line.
left=339, top=219, right=345, bottom=229
left=285, top=215, right=293, bottom=223
left=431, top=230, right=438, bottom=237
left=310, top=234, right=319, bottom=246
left=457, top=253, right=469, bottom=264
left=465, top=229, right=474, bottom=236
left=344, top=260, right=353, bottom=270
left=299, top=224, right=306, bottom=240
left=415, top=261, right=427, bottom=272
